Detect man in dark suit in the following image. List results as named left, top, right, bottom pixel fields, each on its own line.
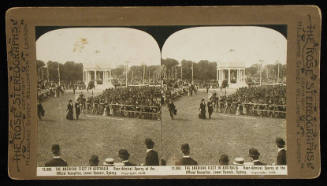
left=89, top=155, right=99, bottom=166
left=45, top=144, right=68, bottom=167
left=37, top=101, right=45, bottom=120
left=144, top=138, right=159, bottom=166
left=248, top=148, right=266, bottom=165
left=75, top=102, right=81, bottom=120
left=168, top=99, right=177, bottom=120
left=276, top=137, right=287, bottom=165
left=118, top=149, right=135, bottom=166
left=219, top=154, right=229, bottom=165
left=175, top=143, right=198, bottom=165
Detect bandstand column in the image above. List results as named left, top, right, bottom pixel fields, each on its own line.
left=236, top=68, right=241, bottom=83
left=104, top=71, right=107, bottom=84
left=243, top=69, right=245, bottom=82
left=228, top=68, right=231, bottom=84
left=221, top=69, right=224, bottom=81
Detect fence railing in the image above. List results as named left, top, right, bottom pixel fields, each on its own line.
left=84, top=103, right=161, bottom=120
left=216, top=101, right=286, bottom=118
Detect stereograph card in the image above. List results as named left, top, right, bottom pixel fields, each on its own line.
left=6, top=6, right=321, bottom=179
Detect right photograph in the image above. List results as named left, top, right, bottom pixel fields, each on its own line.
left=160, top=26, right=287, bottom=166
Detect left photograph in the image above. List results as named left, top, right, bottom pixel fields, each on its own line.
left=36, top=28, right=163, bottom=166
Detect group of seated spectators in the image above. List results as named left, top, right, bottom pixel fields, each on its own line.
left=37, top=80, right=64, bottom=101
left=44, top=137, right=286, bottom=167
left=210, top=85, right=286, bottom=118
left=84, top=86, right=162, bottom=120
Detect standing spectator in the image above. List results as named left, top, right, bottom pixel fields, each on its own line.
left=45, top=144, right=68, bottom=167
left=168, top=99, right=177, bottom=120
left=248, top=148, right=266, bottom=165
left=219, top=154, right=229, bottom=165
left=118, top=149, right=135, bottom=166
left=144, top=138, right=159, bottom=166
left=275, top=137, right=287, bottom=165
left=75, top=102, right=81, bottom=120
left=207, top=101, right=214, bottom=119
left=37, top=100, right=45, bottom=120
left=199, top=99, right=206, bottom=119
left=175, top=143, right=198, bottom=165
left=66, top=99, right=74, bottom=120
left=89, top=155, right=99, bottom=166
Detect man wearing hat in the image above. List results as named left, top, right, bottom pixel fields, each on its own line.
left=219, top=154, right=230, bottom=165
left=144, top=138, right=159, bottom=166
left=168, top=99, right=177, bottom=120
left=118, top=149, right=135, bottom=166
left=37, top=100, right=45, bottom=120
left=199, top=99, right=206, bottom=119
left=89, top=155, right=99, bottom=166
left=45, top=144, right=68, bottom=167
left=175, top=143, right=198, bottom=165
left=275, top=137, right=287, bottom=165
left=248, top=148, right=266, bottom=165
left=66, top=99, right=74, bottom=120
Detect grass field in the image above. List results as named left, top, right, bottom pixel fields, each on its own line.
left=37, top=91, right=286, bottom=166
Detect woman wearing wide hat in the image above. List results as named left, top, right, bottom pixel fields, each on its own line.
left=199, top=98, right=206, bottom=119
left=66, top=99, right=74, bottom=120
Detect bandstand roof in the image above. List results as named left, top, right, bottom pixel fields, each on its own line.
left=83, top=64, right=111, bottom=71
left=216, top=61, right=245, bottom=69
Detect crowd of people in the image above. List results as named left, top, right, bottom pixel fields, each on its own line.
left=165, top=83, right=286, bottom=119
left=72, top=86, right=162, bottom=120
left=37, top=80, right=65, bottom=101
left=44, top=137, right=286, bottom=167
left=212, top=85, right=286, bottom=118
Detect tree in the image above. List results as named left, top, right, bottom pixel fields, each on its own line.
left=62, top=61, right=83, bottom=81
left=111, top=65, right=125, bottom=79
left=162, top=58, right=179, bottom=79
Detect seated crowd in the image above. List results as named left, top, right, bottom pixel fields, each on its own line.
left=211, top=85, right=286, bottom=118
left=84, top=86, right=162, bottom=120
left=37, top=80, right=64, bottom=101
left=45, top=137, right=286, bottom=167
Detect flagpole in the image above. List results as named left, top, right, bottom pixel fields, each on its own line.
left=47, top=62, right=50, bottom=82
left=181, top=63, right=183, bottom=81
left=57, top=63, right=61, bottom=86
left=277, top=61, right=280, bottom=83
left=125, top=64, right=128, bottom=87
left=259, top=59, right=263, bottom=86
left=191, top=62, right=194, bottom=84
left=143, top=65, right=145, bottom=84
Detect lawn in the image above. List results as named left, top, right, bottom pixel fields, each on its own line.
left=37, top=91, right=286, bottom=166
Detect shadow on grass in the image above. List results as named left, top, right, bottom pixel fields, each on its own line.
left=39, top=119, right=57, bottom=122
left=170, top=118, right=190, bottom=121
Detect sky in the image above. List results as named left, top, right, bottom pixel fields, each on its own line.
left=162, top=26, right=287, bottom=67
left=36, top=28, right=161, bottom=68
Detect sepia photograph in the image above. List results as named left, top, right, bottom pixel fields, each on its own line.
left=160, top=26, right=287, bottom=166
left=36, top=25, right=287, bottom=168
left=6, top=6, right=321, bottom=179
left=36, top=28, right=163, bottom=167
